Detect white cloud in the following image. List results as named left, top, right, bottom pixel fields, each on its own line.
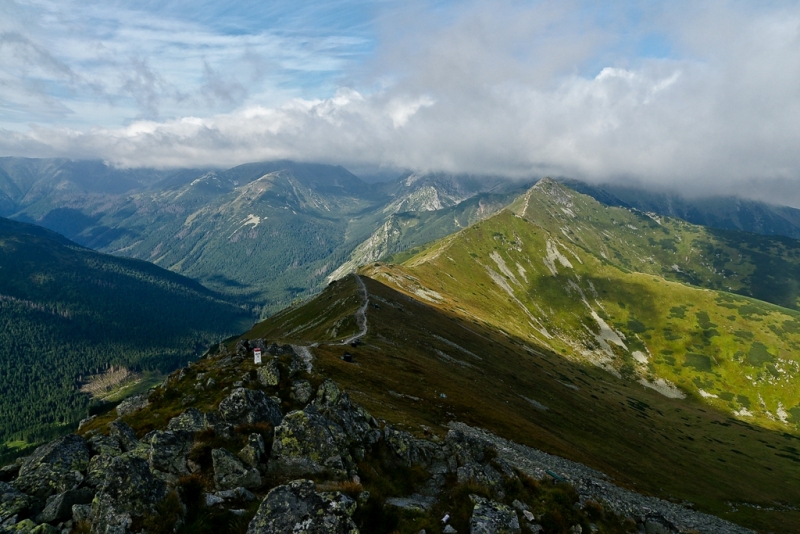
left=3, top=1, right=800, bottom=206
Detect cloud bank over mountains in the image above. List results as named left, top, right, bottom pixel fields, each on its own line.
left=2, top=1, right=800, bottom=206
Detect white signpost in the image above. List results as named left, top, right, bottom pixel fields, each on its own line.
left=253, top=347, right=262, bottom=364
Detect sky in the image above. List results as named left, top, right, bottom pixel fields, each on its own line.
left=2, top=0, right=800, bottom=205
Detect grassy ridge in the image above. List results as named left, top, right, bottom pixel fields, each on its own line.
left=235, top=275, right=800, bottom=532
left=361, top=182, right=800, bottom=431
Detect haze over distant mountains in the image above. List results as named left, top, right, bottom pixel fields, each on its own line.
left=4, top=157, right=800, bottom=315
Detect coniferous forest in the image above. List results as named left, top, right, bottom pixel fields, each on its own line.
left=0, top=216, right=252, bottom=456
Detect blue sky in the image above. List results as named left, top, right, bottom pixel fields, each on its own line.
left=2, top=1, right=800, bottom=205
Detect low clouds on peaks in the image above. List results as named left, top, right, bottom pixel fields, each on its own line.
left=2, top=1, right=800, bottom=206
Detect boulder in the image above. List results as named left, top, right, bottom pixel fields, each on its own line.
left=203, top=487, right=256, bottom=507
left=0, top=463, right=20, bottom=482
left=84, top=454, right=115, bottom=489
left=90, top=453, right=167, bottom=533
left=166, top=408, right=207, bottom=433
left=290, top=380, right=313, bottom=404
left=0, top=481, right=34, bottom=525
left=238, top=434, right=266, bottom=468
left=108, top=421, right=138, bottom=453
left=218, top=388, right=283, bottom=427
left=246, top=479, right=358, bottom=534
left=148, top=430, right=193, bottom=480
left=469, top=496, right=521, bottom=534
left=268, top=409, right=350, bottom=478
left=384, top=426, right=441, bottom=468
left=115, top=394, right=149, bottom=418
left=212, top=449, right=261, bottom=490
left=36, top=488, right=93, bottom=524
left=12, top=435, right=89, bottom=499
left=256, top=360, right=280, bottom=387
left=87, top=435, right=123, bottom=457
left=312, top=380, right=375, bottom=448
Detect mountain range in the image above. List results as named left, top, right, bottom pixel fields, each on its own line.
left=3, top=160, right=800, bottom=531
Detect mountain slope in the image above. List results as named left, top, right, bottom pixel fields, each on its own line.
left=0, top=217, right=251, bottom=450
left=361, top=180, right=800, bottom=432
left=4, top=160, right=527, bottom=315
left=236, top=274, right=800, bottom=532
left=563, top=178, right=800, bottom=240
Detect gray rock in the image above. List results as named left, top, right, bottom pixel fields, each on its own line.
left=90, top=494, right=132, bottom=534
left=313, top=380, right=374, bottom=445
left=72, top=504, right=92, bottom=522
left=469, top=495, right=521, bottom=534
left=166, top=408, right=207, bottom=433
left=84, top=454, right=115, bottom=489
left=1, top=482, right=34, bottom=524
left=385, top=494, right=436, bottom=512
left=218, top=388, right=283, bottom=427
left=443, top=526, right=457, bottom=534
left=203, top=487, right=257, bottom=507
left=0, top=463, right=21, bottom=482
left=108, top=421, right=138, bottom=453
left=12, top=435, right=89, bottom=499
left=148, top=430, right=193, bottom=480
left=238, top=434, right=266, bottom=467
left=115, top=394, right=149, bottom=418
left=246, top=479, right=358, bottom=534
left=212, top=449, right=261, bottom=490
left=36, top=488, right=93, bottom=524
left=268, top=409, right=350, bottom=478
left=384, top=426, right=440, bottom=468
left=87, top=435, right=123, bottom=457
left=90, top=453, right=167, bottom=533
left=256, top=359, right=280, bottom=387
left=290, top=380, right=313, bottom=404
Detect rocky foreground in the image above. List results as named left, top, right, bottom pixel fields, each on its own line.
left=0, top=342, right=752, bottom=534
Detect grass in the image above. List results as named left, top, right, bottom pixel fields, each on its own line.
left=234, top=274, right=800, bottom=533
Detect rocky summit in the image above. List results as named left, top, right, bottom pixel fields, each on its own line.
left=0, top=337, right=754, bottom=534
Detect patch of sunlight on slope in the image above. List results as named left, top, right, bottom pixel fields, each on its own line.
left=362, top=203, right=800, bottom=432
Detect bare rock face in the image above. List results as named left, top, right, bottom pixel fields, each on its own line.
left=166, top=408, right=207, bottom=433
left=36, top=488, right=93, bottom=524
left=115, top=394, right=149, bottom=418
left=212, top=449, right=261, bottom=490
left=469, top=495, right=521, bottom=534
left=0, top=481, right=34, bottom=525
left=256, top=360, right=281, bottom=387
left=246, top=479, right=358, bottom=534
left=148, top=430, right=193, bottom=481
left=89, top=453, right=167, bottom=534
left=12, top=435, right=90, bottom=499
left=218, top=388, right=283, bottom=427
left=268, top=409, right=350, bottom=479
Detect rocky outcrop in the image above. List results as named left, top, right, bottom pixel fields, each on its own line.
left=218, top=388, right=282, bottom=427
left=35, top=488, right=93, bottom=524
left=268, top=409, right=351, bottom=478
left=246, top=480, right=358, bottom=534
left=469, top=495, right=521, bottom=534
left=212, top=449, right=261, bottom=490
left=12, top=435, right=89, bottom=499
left=256, top=360, right=280, bottom=387
left=0, top=482, right=33, bottom=525
left=147, top=431, right=193, bottom=481
left=115, top=394, right=149, bottom=418
left=166, top=408, right=207, bottom=433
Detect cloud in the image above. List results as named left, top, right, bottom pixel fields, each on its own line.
left=3, top=1, right=800, bottom=206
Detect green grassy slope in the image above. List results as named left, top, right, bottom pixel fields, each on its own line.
left=0, top=217, right=252, bottom=451
left=360, top=181, right=800, bottom=433
left=522, top=179, right=800, bottom=311
left=234, top=275, right=800, bottom=533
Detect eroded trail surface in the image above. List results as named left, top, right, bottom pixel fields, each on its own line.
left=337, top=274, right=369, bottom=345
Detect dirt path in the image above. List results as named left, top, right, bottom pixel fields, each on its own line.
left=338, top=274, right=369, bottom=345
